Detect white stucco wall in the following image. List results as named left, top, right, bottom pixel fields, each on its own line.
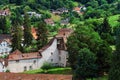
left=59, top=50, right=68, bottom=67
left=41, top=39, right=59, bottom=66
left=0, top=41, right=12, bottom=56
left=0, top=62, right=3, bottom=72
left=8, top=58, right=44, bottom=73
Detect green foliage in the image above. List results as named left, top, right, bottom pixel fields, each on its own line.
left=109, top=27, right=120, bottom=80
left=67, top=25, right=112, bottom=78
left=23, top=12, right=33, bottom=47
left=36, top=21, right=48, bottom=49
left=0, top=16, right=10, bottom=34
left=41, top=62, right=53, bottom=73
left=24, top=67, right=72, bottom=74
left=73, top=48, right=97, bottom=80
left=11, top=25, right=23, bottom=51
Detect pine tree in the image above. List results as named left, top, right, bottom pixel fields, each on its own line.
left=101, top=17, right=111, bottom=34
left=11, top=11, right=23, bottom=51
left=23, top=12, right=33, bottom=46
left=109, top=27, right=120, bottom=80
left=36, top=22, right=48, bottom=49
left=11, top=24, right=23, bottom=51
left=0, top=16, right=9, bottom=34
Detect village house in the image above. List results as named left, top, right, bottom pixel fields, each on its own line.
left=60, top=18, right=70, bottom=25
left=22, top=11, right=42, bottom=18
left=51, top=7, right=68, bottom=15
left=0, top=9, right=10, bottom=16
left=0, top=34, right=12, bottom=56
left=44, top=18, right=55, bottom=26
left=4, top=28, right=73, bottom=73
left=73, top=6, right=86, bottom=15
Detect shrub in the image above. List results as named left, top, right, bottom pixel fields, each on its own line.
left=41, top=62, right=53, bottom=73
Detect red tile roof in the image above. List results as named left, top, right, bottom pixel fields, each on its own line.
left=56, top=28, right=73, bottom=43
left=8, top=50, right=41, bottom=61
left=73, top=7, right=81, bottom=11
left=0, top=34, right=12, bottom=44
left=31, top=27, right=37, bottom=39
left=0, top=72, right=72, bottom=80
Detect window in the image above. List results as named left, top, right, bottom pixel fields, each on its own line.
left=29, top=66, right=32, bottom=70
left=24, top=66, right=27, bottom=71
left=16, top=60, right=19, bottom=63
left=33, top=60, right=36, bottom=64
left=59, top=56, right=61, bottom=61
left=51, top=59, right=53, bottom=62
left=51, top=52, right=53, bottom=55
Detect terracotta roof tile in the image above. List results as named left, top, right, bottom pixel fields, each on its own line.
left=8, top=50, right=41, bottom=61
left=31, top=28, right=37, bottom=39
left=0, top=73, right=72, bottom=80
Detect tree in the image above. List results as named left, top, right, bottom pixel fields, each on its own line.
left=23, top=12, right=33, bottom=46
left=11, top=24, right=23, bottom=51
left=11, top=12, right=23, bottom=51
left=67, top=25, right=112, bottom=78
left=101, top=17, right=111, bottom=34
left=36, top=22, right=48, bottom=49
left=0, top=16, right=10, bottom=34
left=73, top=48, right=97, bottom=80
left=109, top=27, right=120, bottom=80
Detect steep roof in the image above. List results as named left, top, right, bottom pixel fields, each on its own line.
left=39, top=38, right=55, bottom=53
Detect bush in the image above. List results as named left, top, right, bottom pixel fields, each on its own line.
left=41, top=62, right=53, bottom=73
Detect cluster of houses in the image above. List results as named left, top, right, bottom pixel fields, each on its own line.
left=0, top=28, right=73, bottom=73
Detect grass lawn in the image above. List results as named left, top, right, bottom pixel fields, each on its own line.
left=84, top=14, right=120, bottom=28
left=24, top=67, right=72, bottom=75
left=108, top=14, right=120, bottom=27
left=51, top=13, right=61, bottom=22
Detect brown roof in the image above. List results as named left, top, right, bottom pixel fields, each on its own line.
left=73, top=7, right=81, bottom=11
left=56, top=28, right=73, bottom=42
left=0, top=72, right=72, bottom=80
left=44, top=18, right=54, bottom=25
left=8, top=50, right=41, bottom=61
left=31, top=27, right=37, bottom=39
left=0, top=34, right=12, bottom=44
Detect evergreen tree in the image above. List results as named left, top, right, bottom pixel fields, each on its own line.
left=109, top=27, right=120, bottom=80
left=101, top=17, right=111, bottom=34
left=0, top=16, right=9, bottom=34
left=11, top=11, right=23, bottom=51
left=36, top=22, right=48, bottom=49
left=11, top=24, right=23, bottom=51
left=23, top=12, right=33, bottom=46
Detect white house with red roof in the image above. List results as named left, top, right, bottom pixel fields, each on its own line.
left=1, top=28, right=73, bottom=73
